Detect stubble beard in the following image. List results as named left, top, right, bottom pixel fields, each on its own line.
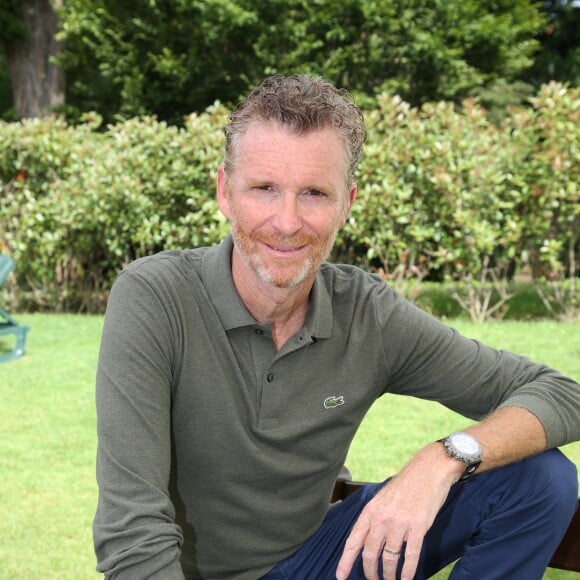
left=230, top=220, right=339, bottom=289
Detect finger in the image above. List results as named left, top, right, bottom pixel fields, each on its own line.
left=361, top=527, right=395, bottom=580
left=399, top=532, right=424, bottom=580
left=360, top=538, right=382, bottom=580
left=381, top=543, right=403, bottom=580
left=336, top=513, right=371, bottom=580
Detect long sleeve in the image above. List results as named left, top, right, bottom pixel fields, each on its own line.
left=93, top=267, right=185, bottom=579
left=375, top=288, right=580, bottom=448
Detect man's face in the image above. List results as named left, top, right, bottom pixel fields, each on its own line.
left=217, top=122, right=356, bottom=291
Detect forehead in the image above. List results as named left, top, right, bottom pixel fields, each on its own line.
left=232, top=122, right=349, bottom=182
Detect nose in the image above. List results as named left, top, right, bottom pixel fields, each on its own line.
left=271, top=193, right=303, bottom=236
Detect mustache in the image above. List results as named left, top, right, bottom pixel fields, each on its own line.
left=249, top=231, right=321, bottom=247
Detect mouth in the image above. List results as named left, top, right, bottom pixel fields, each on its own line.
left=261, top=241, right=307, bottom=255
left=269, top=244, right=305, bottom=252
left=264, top=244, right=306, bottom=258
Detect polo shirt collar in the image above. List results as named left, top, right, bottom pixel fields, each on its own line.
left=202, top=235, right=333, bottom=339
left=306, top=268, right=333, bottom=339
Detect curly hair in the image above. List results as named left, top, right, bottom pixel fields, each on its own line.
left=224, top=74, right=366, bottom=185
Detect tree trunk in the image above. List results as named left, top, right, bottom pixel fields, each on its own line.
left=4, top=0, right=65, bottom=119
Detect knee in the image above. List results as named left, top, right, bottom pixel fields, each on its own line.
left=527, top=449, right=578, bottom=522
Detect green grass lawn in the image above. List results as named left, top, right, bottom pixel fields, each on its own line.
left=1, top=314, right=578, bottom=579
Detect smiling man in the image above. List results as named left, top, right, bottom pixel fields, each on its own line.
left=94, top=75, right=579, bottom=580
left=216, top=121, right=356, bottom=349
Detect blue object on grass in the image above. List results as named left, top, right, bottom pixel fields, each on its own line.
left=0, top=255, right=30, bottom=363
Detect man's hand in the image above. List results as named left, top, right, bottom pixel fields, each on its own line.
left=336, top=408, right=548, bottom=579
left=335, top=443, right=463, bottom=580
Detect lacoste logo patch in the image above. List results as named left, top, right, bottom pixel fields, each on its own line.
left=324, top=395, right=345, bottom=409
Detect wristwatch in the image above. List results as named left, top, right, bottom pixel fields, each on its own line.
left=438, top=432, right=482, bottom=482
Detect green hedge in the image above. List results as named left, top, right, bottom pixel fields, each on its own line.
left=1, top=83, right=578, bottom=314
left=0, top=107, right=229, bottom=311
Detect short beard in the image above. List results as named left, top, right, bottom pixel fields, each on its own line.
left=230, top=221, right=338, bottom=289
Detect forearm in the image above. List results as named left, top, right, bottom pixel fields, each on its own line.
left=416, top=406, right=547, bottom=487
left=465, top=406, right=547, bottom=471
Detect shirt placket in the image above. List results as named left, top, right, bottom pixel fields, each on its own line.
left=257, top=330, right=312, bottom=430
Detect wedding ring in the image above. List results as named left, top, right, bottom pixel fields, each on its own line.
left=383, top=547, right=401, bottom=556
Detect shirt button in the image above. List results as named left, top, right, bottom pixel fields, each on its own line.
left=255, top=328, right=263, bottom=335
left=266, top=373, right=274, bottom=383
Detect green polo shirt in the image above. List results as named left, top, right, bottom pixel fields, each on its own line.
left=94, top=236, right=580, bottom=579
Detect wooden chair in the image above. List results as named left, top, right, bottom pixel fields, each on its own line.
left=0, top=256, right=30, bottom=363
left=332, top=470, right=580, bottom=573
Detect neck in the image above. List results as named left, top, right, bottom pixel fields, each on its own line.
left=231, top=251, right=313, bottom=350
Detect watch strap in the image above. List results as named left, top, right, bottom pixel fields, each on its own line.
left=437, top=436, right=482, bottom=482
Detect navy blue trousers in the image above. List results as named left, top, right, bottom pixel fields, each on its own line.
left=263, top=449, right=578, bottom=579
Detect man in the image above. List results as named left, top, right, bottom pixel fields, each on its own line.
left=94, top=74, right=579, bottom=579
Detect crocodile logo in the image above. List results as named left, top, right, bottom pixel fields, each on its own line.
left=324, top=395, right=345, bottom=409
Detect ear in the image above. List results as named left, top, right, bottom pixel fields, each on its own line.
left=339, top=183, right=357, bottom=227
left=216, top=165, right=232, bottom=220
left=347, top=183, right=357, bottom=208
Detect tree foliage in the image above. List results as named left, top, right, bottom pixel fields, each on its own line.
left=252, top=0, right=545, bottom=108
left=56, top=0, right=258, bottom=123
left=0, top=0, right=27, bottom=41
left=31, top=0, right=556, bottom=123
left=528, top=0, right=580, bottom=87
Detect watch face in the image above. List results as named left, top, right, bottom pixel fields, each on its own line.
left=450, top=432, right=481, bottom=460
